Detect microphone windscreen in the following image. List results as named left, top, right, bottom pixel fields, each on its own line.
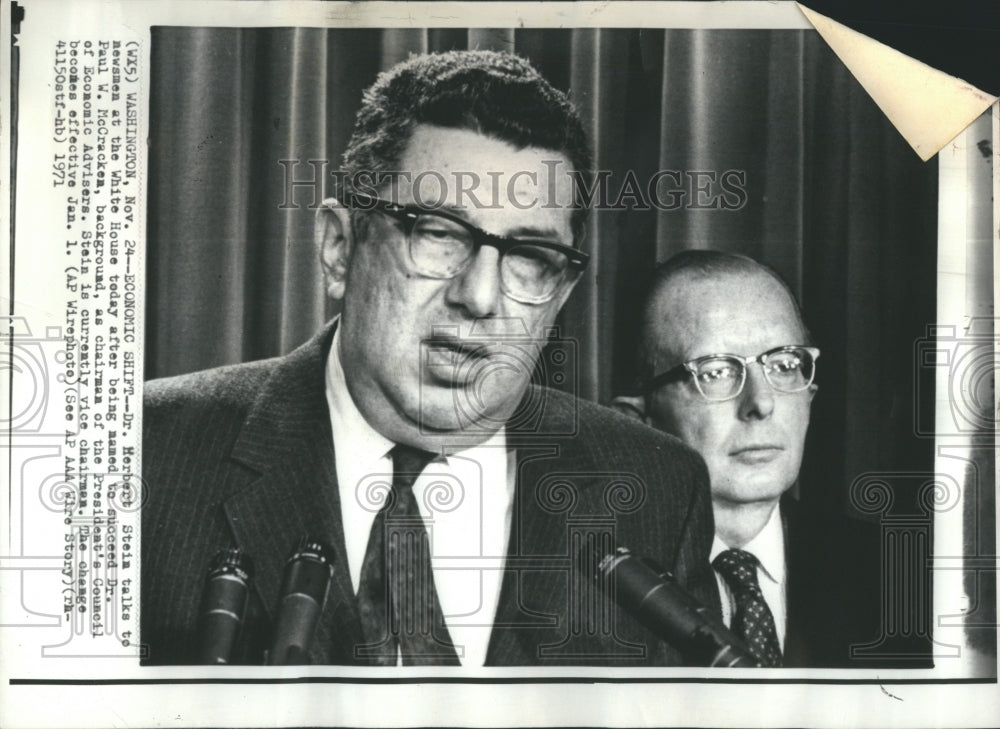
left=267, top=537, right=335, bottom=665
left=581, top=542, right=758, bottom=667
left=198, top=548, right=254, bottom=664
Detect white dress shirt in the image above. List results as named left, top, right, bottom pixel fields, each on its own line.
left=710, top=503, right=787, bottom=649
left=325, top=328, right=516, bottom=666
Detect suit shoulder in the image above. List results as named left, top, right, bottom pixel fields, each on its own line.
left=141, top=359, right=285, bottom=502
left=538, top=386, right=707, bottom=475
left=579, top=391, right=701, bottom=454
left=144, top=358, right=281, bottom=414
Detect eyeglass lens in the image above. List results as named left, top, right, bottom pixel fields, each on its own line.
left=409, top=213, right=569, bottom=302
left=692, top=348, right=815, bottom=400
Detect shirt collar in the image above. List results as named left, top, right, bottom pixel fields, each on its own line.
left=325, top=325, right=395, bottom=469
left=710, top=502, right=786, bottom=586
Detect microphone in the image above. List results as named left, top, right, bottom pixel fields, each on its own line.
left=198, top=548, right=255, bottom=664
left=581, top=542, right=759, bottom=667
left=267, top=537, right=335, bottom=665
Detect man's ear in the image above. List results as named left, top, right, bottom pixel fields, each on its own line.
left=807, top=383, right=818, bottom=401
left=610, top=395, right=646, bottom=422
left=316, top=198, right=353, bottom=301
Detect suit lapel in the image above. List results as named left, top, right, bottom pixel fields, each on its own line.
left=487, top=387, right=595, bottom=665
left=486, top=442, right=571, bottom=664
left=222, top=320, right=362, bottom=663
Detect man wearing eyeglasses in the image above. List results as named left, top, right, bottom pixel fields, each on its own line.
left=616, top=250, right=904, bottom=668
left=142, top=50, right=718, bottom=666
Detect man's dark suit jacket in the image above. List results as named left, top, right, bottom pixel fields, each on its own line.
left=782, top=497, right=934, bottom=668
left=142, top=322, right=719, bottom=666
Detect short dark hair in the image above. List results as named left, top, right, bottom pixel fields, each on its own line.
left=341, top=50, right=593, bottom=241
left=637, top=250, right=811, bottom=388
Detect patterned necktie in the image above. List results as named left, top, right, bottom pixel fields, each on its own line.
left=355, top=444, right=461, bottom=665
left=712, top=549, right=782, bottom=667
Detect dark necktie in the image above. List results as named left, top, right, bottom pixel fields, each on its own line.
left=712, top=549, right=782, bottom=667
left=355, top=444, right=461, bottom=665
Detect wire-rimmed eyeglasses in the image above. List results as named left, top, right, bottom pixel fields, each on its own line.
left=347, top=192, right=589, bottom=305
left=649, top=345, right=820, bottom=402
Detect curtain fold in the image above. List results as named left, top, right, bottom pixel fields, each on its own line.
left=148, top=28, right=254, bottom=375
left=146, top=27, right=940, bottom=517
left=254, top=28, right=330, bottom=355
left=566, top=28, right=632, bottom=403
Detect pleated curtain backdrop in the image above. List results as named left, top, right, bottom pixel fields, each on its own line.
left=146, top=27, right=938, bottom=517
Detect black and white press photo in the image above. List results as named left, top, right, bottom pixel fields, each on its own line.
left=3, top=2, right=997, bottom=727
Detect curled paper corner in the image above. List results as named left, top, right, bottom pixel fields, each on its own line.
left=796, top=2, right=998, bottom=161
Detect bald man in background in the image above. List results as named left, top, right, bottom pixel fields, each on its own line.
left=617, top=250, right=930, bottom=668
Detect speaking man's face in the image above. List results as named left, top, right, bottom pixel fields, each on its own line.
left=645, top=272, right=815, bottom=508
left=338, top=124, right=580, bottom=448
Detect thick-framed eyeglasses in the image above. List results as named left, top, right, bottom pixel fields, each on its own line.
left=649, top=345, right=821, bottom=402
left=347, top=192, right=589, bottom=305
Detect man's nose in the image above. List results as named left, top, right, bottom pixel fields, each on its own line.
left=737, top=364, right=775, bottom=420
left=445, top=246, right=502, bottom=318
